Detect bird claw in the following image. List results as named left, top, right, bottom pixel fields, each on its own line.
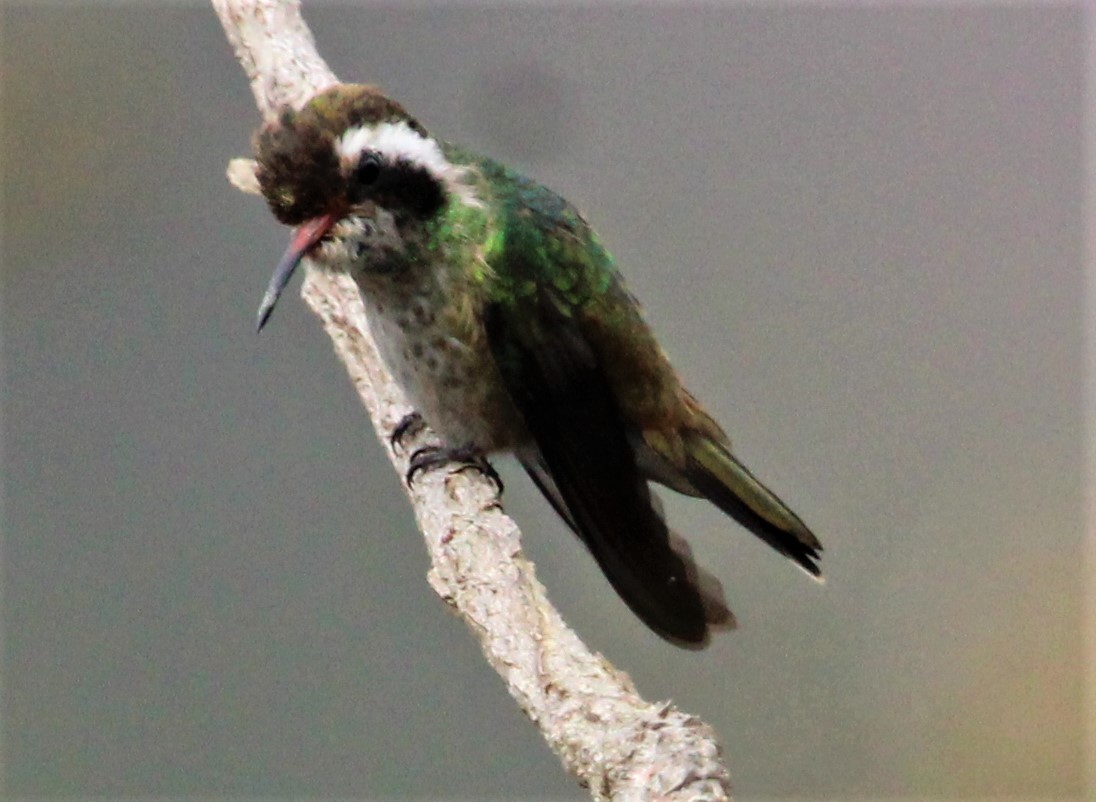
left=406, top=444, right=504, bottom=494
left=453, top=459, right=505, bottom=495
left=390, top=412, right=427, bottom=451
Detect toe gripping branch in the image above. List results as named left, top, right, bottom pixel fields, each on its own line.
left=392, top=413, right=504, bottom=494
left=390, top=412, right=428, bottom=451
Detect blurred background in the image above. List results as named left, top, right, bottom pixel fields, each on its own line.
left=1, top=3, right=1089, bottom=800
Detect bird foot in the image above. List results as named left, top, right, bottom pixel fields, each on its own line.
left=406, top=444, right=504, bottom=494
left=390, top=412, right=427, bottom=451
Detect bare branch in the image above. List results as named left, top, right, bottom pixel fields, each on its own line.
left=212, top=1, right=731, bottom=798
left=226, top=157, right=262, bottom=195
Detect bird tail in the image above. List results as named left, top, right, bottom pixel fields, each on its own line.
left=682, top=431, right=823, bottom=577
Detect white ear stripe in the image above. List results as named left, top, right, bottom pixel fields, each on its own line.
left=336, top=122, right=481, bottom=208
left=337, top=121, right=448, bottom=176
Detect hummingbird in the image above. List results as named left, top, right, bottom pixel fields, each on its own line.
left=252, top=83, right=821, bottom=648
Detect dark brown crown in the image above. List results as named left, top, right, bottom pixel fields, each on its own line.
left=253, top=84, right=429, bottom=225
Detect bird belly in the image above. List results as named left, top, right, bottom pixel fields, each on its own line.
left=362, top=293, right=526, bottom=452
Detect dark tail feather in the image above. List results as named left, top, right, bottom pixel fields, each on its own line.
left=519, top=451, right=734, bottom=645
left=682, top=432, right=822, bottom=577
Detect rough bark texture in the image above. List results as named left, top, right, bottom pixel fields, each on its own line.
left=212, top=2, right=731, bottom=799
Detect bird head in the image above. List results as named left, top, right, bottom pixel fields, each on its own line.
left=252, top=83, right=464, bottom=330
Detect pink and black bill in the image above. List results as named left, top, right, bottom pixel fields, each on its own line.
left=256, top=213, right=340, bottom=331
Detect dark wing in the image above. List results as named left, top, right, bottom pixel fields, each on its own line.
left=484, top=291, right=726, bottom=647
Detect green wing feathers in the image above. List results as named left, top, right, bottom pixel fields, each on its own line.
left=477, top=155, right=821, bottom=646
left=681, top=430, right=823, bottom=577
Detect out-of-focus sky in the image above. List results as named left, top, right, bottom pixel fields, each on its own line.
left=1, top=4, right=1088, bottom=799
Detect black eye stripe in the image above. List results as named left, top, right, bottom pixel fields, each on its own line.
left=386, top=159, right=446, bottom=216
left=349, top=153, right=445, bottom=218
left=357, top=152, right=382, bottom=185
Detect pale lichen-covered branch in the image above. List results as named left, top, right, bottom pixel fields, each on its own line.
left=211, top=1, right=731, bottom=798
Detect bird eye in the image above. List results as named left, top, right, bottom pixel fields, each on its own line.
left=357, top=153, right=382, bottom=186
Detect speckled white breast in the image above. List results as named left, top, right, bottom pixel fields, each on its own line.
left=355, top=270, right=527, bottom=452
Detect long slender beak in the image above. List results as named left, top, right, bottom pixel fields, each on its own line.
left=256, top=212, right=340, bottom=332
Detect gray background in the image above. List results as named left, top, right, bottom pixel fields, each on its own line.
left=1, top=3, right=1088, bottom=799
